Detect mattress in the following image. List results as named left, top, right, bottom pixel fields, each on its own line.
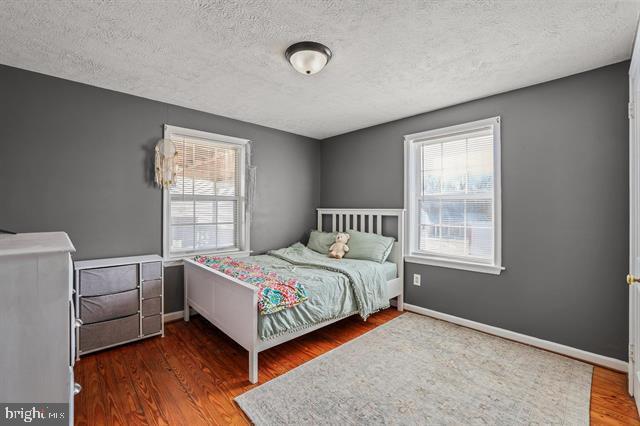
left=380, top=261, right=398, bottom=281
left=335, top=258, right=397, bottom=281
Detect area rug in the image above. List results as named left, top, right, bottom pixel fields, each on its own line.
left=235, top=313, right=593, bottom=425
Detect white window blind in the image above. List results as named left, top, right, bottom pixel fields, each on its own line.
left=163, top=126, right=248, bottom=259
left=405, top=117, right=502, bottom=274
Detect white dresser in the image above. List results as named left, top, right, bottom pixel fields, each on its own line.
left=0, top=232, right=78, bottom=422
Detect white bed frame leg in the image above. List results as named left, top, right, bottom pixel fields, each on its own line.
left=397, top=294, right=404, bottom=312
left=249, top=349, right=258, bottom=384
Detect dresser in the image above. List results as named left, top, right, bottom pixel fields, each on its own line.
left=0, top=232, right=78, bottom=423
left=74, top=255, right=164, bottom=357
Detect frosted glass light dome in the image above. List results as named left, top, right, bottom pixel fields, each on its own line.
left=285, top=42, right=332, bottom=75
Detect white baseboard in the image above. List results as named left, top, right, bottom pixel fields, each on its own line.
left=163, top=310, right=184, bottom=323
left=403, top=303, right=628, bottom=373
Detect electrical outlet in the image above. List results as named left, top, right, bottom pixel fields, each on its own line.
left=413, top=274, right=421, bottom=286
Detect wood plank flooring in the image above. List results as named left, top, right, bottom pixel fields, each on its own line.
left=74, top=309, right=640, bottom=425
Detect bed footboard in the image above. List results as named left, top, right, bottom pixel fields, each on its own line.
left=183, top=259, right=260, bottom=383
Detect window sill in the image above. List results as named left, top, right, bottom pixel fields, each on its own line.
left=164, top=250, right=252, bottom=267
left=404, top=255, right=504, bottom=275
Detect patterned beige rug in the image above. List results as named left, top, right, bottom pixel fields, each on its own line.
left=236, top=313, right=592, bottom=425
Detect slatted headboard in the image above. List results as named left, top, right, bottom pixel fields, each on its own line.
left=316, top=208, right=405, bottom=281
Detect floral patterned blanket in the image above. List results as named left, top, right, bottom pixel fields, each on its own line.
left=193, top=255, right=309, bottom=315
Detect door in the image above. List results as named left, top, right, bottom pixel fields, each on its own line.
left=629, top=30, right=640, bottom=412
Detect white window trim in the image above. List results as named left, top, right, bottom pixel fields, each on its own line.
left=162, top=124, right=251, bottom=264
left=403, top=116, right=503, bottom=275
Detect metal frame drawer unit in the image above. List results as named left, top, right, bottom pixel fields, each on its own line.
left=74, top=254, right=163, bottom=358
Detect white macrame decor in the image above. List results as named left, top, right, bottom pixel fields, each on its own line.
left=154, top=138, right=178, bottom=188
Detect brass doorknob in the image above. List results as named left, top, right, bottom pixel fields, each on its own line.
left=628, top=274, right=640, bottom=285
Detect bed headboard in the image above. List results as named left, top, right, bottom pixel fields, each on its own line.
left=316, top=208, right=405, bottom=276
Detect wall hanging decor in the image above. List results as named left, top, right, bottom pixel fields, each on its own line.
left=154, top=138, right=177, bottom=188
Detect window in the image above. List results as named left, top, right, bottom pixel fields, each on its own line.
left=163, top=125, right=249, bottom=260
left=404, top=117, right=502, bottom=274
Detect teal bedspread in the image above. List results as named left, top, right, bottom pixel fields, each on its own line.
left=242, top=243, right=390, bottom=340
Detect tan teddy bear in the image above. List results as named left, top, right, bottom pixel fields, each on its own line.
left=329, top=232, right=350, bottom=259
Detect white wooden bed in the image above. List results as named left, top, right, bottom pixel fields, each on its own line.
left=183, top=208, right=405, bottom=383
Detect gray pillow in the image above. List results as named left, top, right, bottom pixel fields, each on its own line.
left=344, top=229, right=395, bottom=263
left=307, top=230, right=337, bottom=254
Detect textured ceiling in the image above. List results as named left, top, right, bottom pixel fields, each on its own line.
left=0, top=1, right=639, bottom=139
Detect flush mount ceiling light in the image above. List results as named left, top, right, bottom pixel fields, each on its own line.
left=285, top=41, right=332, bottom=75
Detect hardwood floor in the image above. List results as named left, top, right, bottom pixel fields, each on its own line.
left=592, top=368, right=640, bottom=425
left=74, top=309, right=639, bottom=425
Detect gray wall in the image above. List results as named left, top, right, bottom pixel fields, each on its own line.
left=0, top=64, right=321, bottom=313
left=0, top=61, right=630, bottom=360
left=321, top=61, right=630, bottom=360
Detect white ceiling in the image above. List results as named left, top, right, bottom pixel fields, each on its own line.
left=1, top=1, right=639, bottom=139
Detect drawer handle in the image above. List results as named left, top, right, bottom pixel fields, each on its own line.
left=74, top=319, right=83, bottom=328
left=73, top=382, right=82, bottom=396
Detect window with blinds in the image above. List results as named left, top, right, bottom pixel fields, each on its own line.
left=404, top=117, right=502, bottom=274
left=163, top=126, right=248, bottom=259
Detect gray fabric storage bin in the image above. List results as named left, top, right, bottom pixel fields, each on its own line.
left=80, top=289, right=139, bottom=324
left=80, top=314, right=140, bottom=352
left=142, top=315, right=162, bottom=335
left=142, top=262, right=162, bottom=280
left=142, top=279, right=161, bottom=298
left=80, top=265, right=138, bottom=296
left=142, top=297, right=162, bottom=317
